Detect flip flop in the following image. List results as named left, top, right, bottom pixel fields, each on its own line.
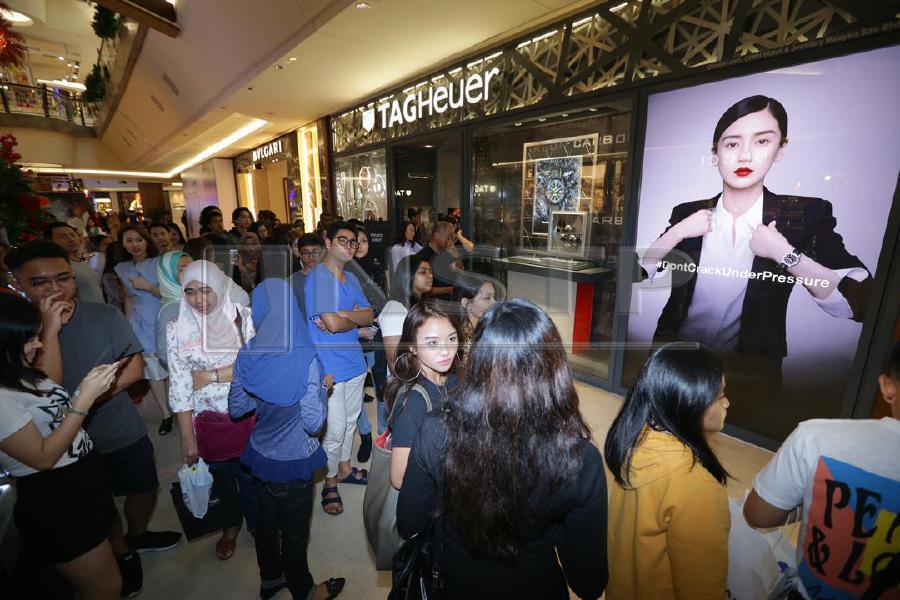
left=336, top=467, right=368, bottom=485
left=320, top=577, right=346, bottom=599
left=215, top=536, right=236, bottom=560
left=321, top=486, right=343, bottom=515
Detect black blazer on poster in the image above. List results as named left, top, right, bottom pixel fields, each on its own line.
left=645, top=187, right=872, bottom=359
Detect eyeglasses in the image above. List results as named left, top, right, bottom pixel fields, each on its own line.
left=300, top=249, right=322, bottom=257
left=335, top=236, right=360, bottom=249
left=29, top=274, right=75, bottom=291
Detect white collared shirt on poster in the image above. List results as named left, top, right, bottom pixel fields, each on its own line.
left=659, top=193, right=864, bottom=353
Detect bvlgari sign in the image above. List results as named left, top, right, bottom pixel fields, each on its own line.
left=252, top=139, right=284, bottom=162
left=363, top=67, right=501, bottom=132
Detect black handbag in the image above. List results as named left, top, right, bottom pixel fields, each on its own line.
left=388, top=515, right=445, bottom=600
left=169, top=469, right=242, bottom=541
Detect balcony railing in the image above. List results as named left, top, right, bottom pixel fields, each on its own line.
left=0, top=83, right=97, bottom=127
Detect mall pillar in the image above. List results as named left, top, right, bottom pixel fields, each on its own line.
left=181, top=158, right=238, bottom=237
left=137, top=182, right=166, bottom=222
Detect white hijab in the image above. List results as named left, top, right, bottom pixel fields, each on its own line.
left=173, top=260, right=242, bottom=367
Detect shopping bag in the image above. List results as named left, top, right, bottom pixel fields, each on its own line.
left=364, top=383, right=430, bottom=571
left=178, top=459, right=214, bottom=518
left=727, top=496, right=780, bottom=599
left=170, top=464, right=242, bottom=541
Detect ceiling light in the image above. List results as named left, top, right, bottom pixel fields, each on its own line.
left=274, top=64, right=284, bottom=70
left=588, top=107, right=598, bottom=112
left=423, top=144, right=433, bottom=148
left=538, top=118, right=546, bottom=122
left=514, top=122, right=522, bottom=127
left=37, top=79, right=86, bottom=92
left=561, top=113, right=569, bottom=117
left=355, top=2, right=372, bottom=8
left=30, top=119, right=268, bottom=179
left=0, top=8, right=33, bottom=25
left=288, top=57, right=297, bottom=62
left=58, top=56, right=65, bottom=61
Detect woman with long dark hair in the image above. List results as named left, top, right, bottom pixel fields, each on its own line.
left=115, top=225, right=173, bottom=434
left=452, top=273, right=497, bottom=363
left=389, top=220, right=422, bottom=273
left=384, top=300, right=458, bottom=489
left=0, top=294, right=121, bottom=599
left=604, top=344, right=731, bottom=599
left=397, top=299, right=608, bottom=599
left=378, top=254, right=433, bottom=377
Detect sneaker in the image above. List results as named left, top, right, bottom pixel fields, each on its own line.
left=158, top=416, right=174, bottom=436
left=357, top=432, right=372, bottom=463
left=126, top=530, right=182, bottom=554
left=118, top=551, right=143, bottom=598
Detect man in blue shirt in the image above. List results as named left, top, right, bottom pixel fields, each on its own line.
left=304, top=222, right=374, bottom=515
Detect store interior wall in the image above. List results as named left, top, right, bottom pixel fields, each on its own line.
left=435, top=145, right=461, bottom=215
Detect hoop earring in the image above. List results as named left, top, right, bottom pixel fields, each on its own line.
left=393, top=353, right=421, bottom=383
left=710, top=155, right=719, bottom=167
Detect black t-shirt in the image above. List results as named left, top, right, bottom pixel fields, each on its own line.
left=388, top=374, right=455, bottom=448
left=397, top=415, right=609, bottom=600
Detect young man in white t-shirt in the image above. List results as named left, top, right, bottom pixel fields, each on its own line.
left=745, top=342, right=900, bottom=599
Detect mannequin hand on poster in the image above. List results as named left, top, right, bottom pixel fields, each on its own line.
left=749, top=221, right=792, bottom=263
left=673, top=209, right=713, bottom=241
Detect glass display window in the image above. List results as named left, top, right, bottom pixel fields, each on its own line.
left=333, top=149, right=388, bottom=221
left=471, top=98, right=632, bottom=381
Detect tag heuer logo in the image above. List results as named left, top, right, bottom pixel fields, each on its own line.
left=362, top=108, right=375, bottom=132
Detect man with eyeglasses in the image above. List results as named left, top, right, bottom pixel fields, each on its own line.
left=46, top=221, right=104, bottom=304
left=304, top=223, right=374, bottom=515
left=289, top=233, right=325, bottom=318
left=5, top=240, right=181, bottom=597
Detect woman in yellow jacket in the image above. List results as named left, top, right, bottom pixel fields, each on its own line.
left=604, top=345, right=731, bottom=599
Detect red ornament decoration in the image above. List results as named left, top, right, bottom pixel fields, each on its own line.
left=0, top=4, right=27, bottom=68
left=0, top=134, right=55, bottom=243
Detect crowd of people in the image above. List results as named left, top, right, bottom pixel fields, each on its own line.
left=0, top=204, right=898, bottom=600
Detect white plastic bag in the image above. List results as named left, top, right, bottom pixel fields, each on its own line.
left=178, top=459, right=214, bottom=519
left=727, top=496, right=780, bottom=599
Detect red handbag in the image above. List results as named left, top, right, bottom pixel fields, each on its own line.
left=194, top=410, right=255, bottom=462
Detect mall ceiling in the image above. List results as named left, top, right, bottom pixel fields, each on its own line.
left=16, top=0, right=600, bottom=175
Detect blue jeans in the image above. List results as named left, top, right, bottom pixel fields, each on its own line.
left=254, top=478, right=315, bottom=598
left=208, top=458, right=260, bottom=533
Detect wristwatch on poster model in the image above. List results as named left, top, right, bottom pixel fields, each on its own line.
left=779, top=248, right=803, bottom=270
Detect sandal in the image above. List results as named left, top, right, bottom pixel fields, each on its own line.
left=336, top=467, right=368, bottom=485
left=307, top=577, right=345, bottom=600
left=215, top=536, right=236, bottom=560
left=321, top=486, right=343, bottom=515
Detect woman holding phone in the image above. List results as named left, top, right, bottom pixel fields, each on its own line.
left=0, top=294, right=122, bottom=599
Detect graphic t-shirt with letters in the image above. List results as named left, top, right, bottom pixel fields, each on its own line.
left=753, top=418, right=900, bottom=599
left=0, top=379, right=93, bottom=477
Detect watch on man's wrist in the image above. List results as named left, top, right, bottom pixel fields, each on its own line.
left=779, top=248, right=802, bottom=270
left=209, top=368, right=218, bottom=384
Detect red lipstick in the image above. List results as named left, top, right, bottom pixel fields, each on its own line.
left=734, top=167, right=753, bottom=177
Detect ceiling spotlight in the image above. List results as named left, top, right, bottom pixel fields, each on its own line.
left=0, top=8, right=33, bottom=25
left=588, top=107, right=598, bottom=112
left=561, top=113, right=569, bottom=117
left=247, top=86, right=254, bottom=91
left=538, top=118, right=546, bottom=122
left=274, top=64, right=284, bottom=70
left=355, top=2, right=372, bottom=8
left=423, top=144, right=433, bottom=148
left=514, top=122, right=522, bottom=127
left=288, top=57, right=298, bottom=62
left=58, top=56, right=65, bottom=61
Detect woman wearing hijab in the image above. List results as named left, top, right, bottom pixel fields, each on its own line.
left=156, top=251, right=190, bottom=375
left=166, top=260, right=260, bottom=561
left=230, top=279, right=346, bottom=600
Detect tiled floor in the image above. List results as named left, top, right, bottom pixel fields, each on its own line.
left=133, top=382, right=773, bottom=599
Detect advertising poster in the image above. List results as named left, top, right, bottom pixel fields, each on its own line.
left=625, top=46, right=900, bottom=445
